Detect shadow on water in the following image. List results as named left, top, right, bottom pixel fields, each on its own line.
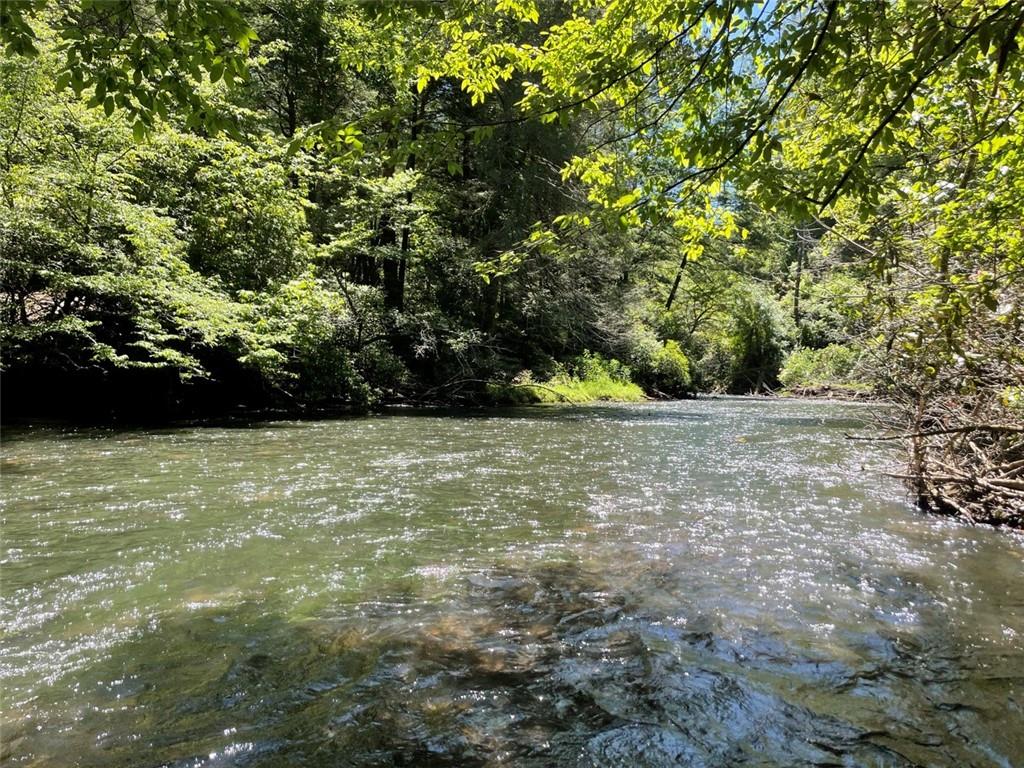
left=3, top=398, right=859, bottom=443
left=0, top=404, right=713, bottom=444
left=376, top=405, right=714, bottom=425
left=7, top=556, right=1016, bottom=768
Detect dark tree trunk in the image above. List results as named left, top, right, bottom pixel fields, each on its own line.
left=665, top=254, right=688, bottom=311
left=793, top=236, right=804, bottom=332
left=384, top=88, right=427, bottom=312
left=480, top=274, right=500, bottom=332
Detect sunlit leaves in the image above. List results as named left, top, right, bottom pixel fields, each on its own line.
left=6, top=1, right=257, bottom=137
left=0, top=0, right=45, bottom=57
left=415, top=0, right=1024, bottom=230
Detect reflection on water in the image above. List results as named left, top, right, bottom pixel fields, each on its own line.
left=1, top=398, right=1022, bottom=766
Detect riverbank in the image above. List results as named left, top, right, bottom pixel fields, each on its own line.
left=0, top=350, right=677, bottom=423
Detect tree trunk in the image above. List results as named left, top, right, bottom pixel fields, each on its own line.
left=665, top=254, right=688, bottom=311
left=793, top=233, right=804, bottom=334
left=382, top=89, right=427, bottom=311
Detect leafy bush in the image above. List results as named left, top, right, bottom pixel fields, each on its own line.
left=570, top=350, right=633, bottom=385
left=1002, top=386, right=1024, bottom=414
left=793, top=274, right=866, bottom=348
left=243, top=276, right=408, bottom=406
left=654, top=341, right=693, bottom=395
left=0, top=197, right=274, bottom=382
left=728, top=286, right=794, bottom=392
left=137, top=133, right=312, bottom=291
left=690, top=333, right=736, bottom=393
left=630, top=334, right=693, bottom=397
left=779, top=344, right=862, bottom=390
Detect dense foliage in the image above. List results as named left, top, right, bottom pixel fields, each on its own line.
left=2, top=1, right=1022, bottom=521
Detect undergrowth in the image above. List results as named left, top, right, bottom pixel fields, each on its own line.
left=488, top=352, right=646, bottom=404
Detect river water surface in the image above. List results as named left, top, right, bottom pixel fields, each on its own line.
left=2, top=398, right=1022, bottom=766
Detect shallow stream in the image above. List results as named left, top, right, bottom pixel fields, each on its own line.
left=2, top=398, right=1022, bottom=766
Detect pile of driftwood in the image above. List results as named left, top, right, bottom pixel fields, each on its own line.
left=903, top=422, right=1023, bottom=527
left=852, top=392, right=1024, bottom=527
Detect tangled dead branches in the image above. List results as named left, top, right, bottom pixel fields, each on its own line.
left=902, top=420, right=1024, bottom=527
left=851, top=361, right=1024, bottom=528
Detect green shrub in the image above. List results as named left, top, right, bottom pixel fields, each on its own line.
left=690, top=333, right=737, bottom=393
left=1001, top=386, right=1024, bottom=413
left=138, top=133, right=312, bottom=292
left=779, top=344, right=861, bottom=390
left=630, top=335, right=694, bottom=397
left=243, top=275, right=408, bottom=406
left=650, top=340, right=692, bottom=395
left=567, top=350, right=631, bottom=383
left=793, top=274, right=866, bottom=348
left=728, top=286, right=794, bottom=392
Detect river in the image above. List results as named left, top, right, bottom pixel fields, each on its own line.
left=1, top=398, right=1022, bottom=766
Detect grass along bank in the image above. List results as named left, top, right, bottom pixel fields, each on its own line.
left=487, top=353, right=648, bottom=404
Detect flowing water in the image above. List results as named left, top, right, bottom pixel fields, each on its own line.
left=1, top=398, right=1022, bottom=767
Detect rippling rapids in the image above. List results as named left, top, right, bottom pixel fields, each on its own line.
left=2, top=398, right=1022, bottom=766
